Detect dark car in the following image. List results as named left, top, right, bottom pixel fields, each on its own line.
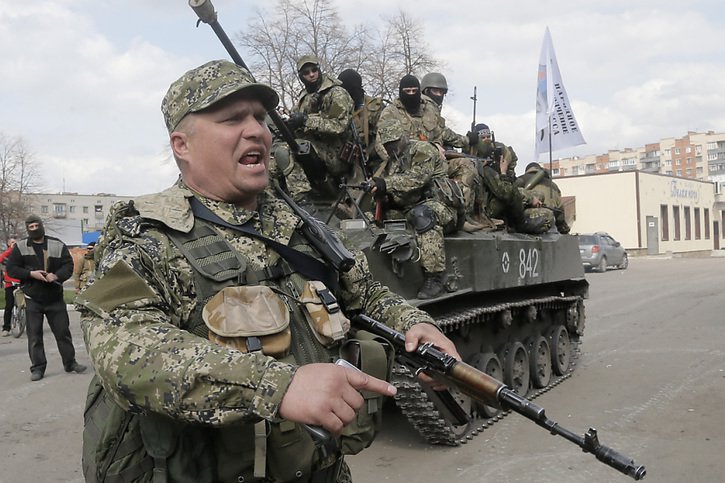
left=578, top=232, right=628, bottom=272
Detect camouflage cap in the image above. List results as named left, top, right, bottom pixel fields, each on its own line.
left=296, top=54, right=320, bottom=72
left=161, top=60, right=280, bottom=133
left=377, top=118, right=405, bottom=145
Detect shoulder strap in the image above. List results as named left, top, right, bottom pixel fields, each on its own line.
left=188, top=198, right=339, bottom=291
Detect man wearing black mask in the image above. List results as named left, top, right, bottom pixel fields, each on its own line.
left=376, top=74, right=447, bottom=165
left=6, top=215, right=86, bottom=381
left=337, top=68, right=386, bottom=166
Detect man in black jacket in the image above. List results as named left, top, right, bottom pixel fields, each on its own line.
left=7, top=215, right=86, bottom=381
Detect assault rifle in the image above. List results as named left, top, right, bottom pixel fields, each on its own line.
left=348, top=120, right=373, bottom=181
left=188, top=0, right=314, bottom=164
left=352, top=314, right=647, bottom=481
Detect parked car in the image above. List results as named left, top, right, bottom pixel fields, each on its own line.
left=578, top=232, right=628, bottom=272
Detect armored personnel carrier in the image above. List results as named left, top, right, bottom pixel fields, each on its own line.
left=337, top=216, right=589, bottom=445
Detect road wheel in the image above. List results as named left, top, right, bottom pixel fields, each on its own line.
left=597, top=256, right=608, bottom=272
left=547, top=325, right=571, bottom=375
left=501, top=342, right=530, bottom=396
left=526, top=336, right=552, bottom=388
left=619, top=253, right=629, bottom=270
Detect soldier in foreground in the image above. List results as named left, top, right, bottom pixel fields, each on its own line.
left=77, top=60, right=457, bottom=483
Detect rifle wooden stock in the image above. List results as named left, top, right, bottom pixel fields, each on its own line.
left=352, top=314, right=646, bottom=480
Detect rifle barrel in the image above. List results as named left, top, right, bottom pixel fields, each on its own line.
left=352, top=314, right=647, bottom=480
left=188, top=0, right=300, bottom=153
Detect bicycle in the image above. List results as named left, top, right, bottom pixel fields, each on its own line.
left=10, top=286, right=26, bottom=338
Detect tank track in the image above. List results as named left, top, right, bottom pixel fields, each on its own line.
left=391, top=295, right=583, bottom=446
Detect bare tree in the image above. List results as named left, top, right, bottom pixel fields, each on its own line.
left=363, top=10, right=442, bottom=100
left=0, top=133, right=42, bottom=242
left=236, top=1, right=442, bottom=108
left=237, top=0, right=372, bottom=110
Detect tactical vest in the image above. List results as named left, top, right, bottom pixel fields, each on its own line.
left=17, top=237, right=63, bottom=263
left=83, top=216, right=390, bottom=483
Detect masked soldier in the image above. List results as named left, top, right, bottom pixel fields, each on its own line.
left=337, top=68, right=386, bottom=171
left=421, top=72, right=487, bottom=231
left=285, top=55, right=355, bottom=201
left=375, top=75, right=448, bottom=164
left=372, top=119, right=462, bottom=299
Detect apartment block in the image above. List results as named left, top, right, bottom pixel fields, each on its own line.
left=28, top=192, right=132, bottom=233
left=553, top=130, right=725, bottom=191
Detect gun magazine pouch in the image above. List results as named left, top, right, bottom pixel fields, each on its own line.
left=202, top=286, right=291, bottom=358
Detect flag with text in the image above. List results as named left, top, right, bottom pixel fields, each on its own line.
left=535, top=27, right=585, bottom=159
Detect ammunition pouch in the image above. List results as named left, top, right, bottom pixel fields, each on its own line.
left=429, top=177, right=464, bottom=210
left=337, top=140, right=363, bottom=167
left=300, top=281, right=351, bottom=347
left=202, top=286, right=292, bottom=358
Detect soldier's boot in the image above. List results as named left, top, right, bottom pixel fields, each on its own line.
left=417, top=272, right=445, bottom=300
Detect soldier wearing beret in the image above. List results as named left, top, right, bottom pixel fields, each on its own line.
left=77, top=59, right=457, bottom=483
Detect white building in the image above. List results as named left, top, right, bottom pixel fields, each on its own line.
left=556, top=171, right=722, bottom=254
left=28, top=192, right=133, bottom=233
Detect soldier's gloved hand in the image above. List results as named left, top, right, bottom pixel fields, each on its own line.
left=370, top=177, right=387, bottom=197
left=286, top=112, right=308, bottom=130
left=466, top=131, right=479, bottom=147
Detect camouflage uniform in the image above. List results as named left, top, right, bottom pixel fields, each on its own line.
left=77, top=181, right=435, bottom=482
left=288, top=74, right=354, bottom=199
left=516, top=164, right=569, bottom=234
left=375, top=95, right=446, bottom=163
left=377, top=138, right=458, bottom=276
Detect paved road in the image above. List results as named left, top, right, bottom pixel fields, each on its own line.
left=0, top=257, right=723, bottom=482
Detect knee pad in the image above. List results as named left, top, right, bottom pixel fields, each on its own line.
left=407, top=204, right=436, bottom=233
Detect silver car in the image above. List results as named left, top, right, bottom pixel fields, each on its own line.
left=578, top=232, right=628, bottom=272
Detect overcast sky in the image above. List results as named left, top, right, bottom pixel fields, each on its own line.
left=3, top=0, right=725, bottom=196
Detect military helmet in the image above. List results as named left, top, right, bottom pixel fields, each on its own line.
left=297, top=55, right=320, bottom=72
left=421, top=72, right=448, bottom=93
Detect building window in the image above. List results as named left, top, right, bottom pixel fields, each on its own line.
left=552, top=168, right=560, bottom=176
left=676, top=170, right=682, bottom=176
left=666, top=170, right=672, bottom=175
left=696, top=145, right=702, bottom=155
left=41, top=205, right=49, bottom=214
left=704, top=209, right=710, bottom=239
left=69, top=206, right=76, bottom=214
left=675, top=159, right=681, bottom=166
left=660, top=205, right=669, bottom=241
left=694, top=208, right=701, bottom=240
left=696, top=167, right=703, bottom=175
left=95, top=205, right=104, bottom=219
left=675, top=148, right=681, bottom=155
left=572, top=166, right=579, bottom=175
left=607, top=160, right=619, bottom=168
left=83, top=218, right=89, bottom=227
left=673, top=206, right=681, bottom=240
left=665, top=148, right=671, bottom=156
left=83, top=206, right=89, bottom=214
left=686, top=147, right=691, bottom=154
left=684, top=206, right=691, bottom=240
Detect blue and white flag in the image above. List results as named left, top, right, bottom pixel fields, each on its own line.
left=535, top=27, right=585, bottom=159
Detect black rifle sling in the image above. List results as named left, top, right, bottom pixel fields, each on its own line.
left=188, top=197, right=339, bottom=291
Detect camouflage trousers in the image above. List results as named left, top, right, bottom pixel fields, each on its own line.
left=520, top=207, right=555, bottom=234
left=447, top=157, right=479, bottom=217
left=382, top=199, right=456, bottom=274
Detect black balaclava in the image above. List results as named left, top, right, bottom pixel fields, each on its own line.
left=25, top=214, right=45, bottom=241
left=398, top=75, right=421, bottom=112
left=337, top=69, right=365, bottom=109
